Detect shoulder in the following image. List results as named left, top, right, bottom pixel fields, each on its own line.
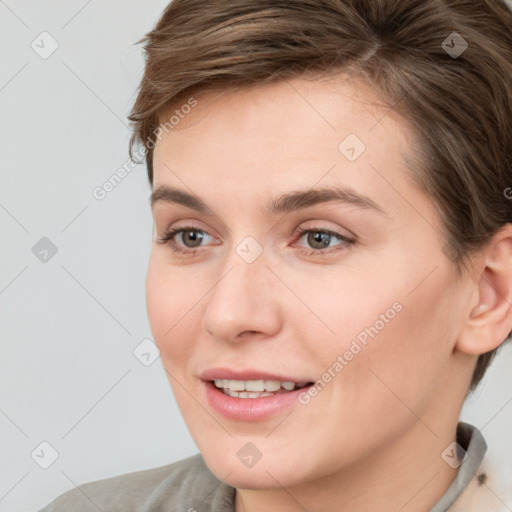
left=38, top=453, right=236, bottom=512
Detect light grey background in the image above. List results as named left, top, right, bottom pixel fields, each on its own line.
left=1, top=1, right=511, bottom=511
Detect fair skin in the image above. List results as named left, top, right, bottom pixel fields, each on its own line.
left=147, top=74, right=512, bottom=512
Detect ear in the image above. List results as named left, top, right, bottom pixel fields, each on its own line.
left=456, top=224, right=512, bottom=355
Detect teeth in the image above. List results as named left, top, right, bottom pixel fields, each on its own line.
left=223, top=379, right=244, bottom=391
left=263, top=380, right=281, bottom=391
left=225, top=389, right=280, bottom=399
left=245, top=379, right=265, bottom=391
left=213, top=379, right=307, bottom=394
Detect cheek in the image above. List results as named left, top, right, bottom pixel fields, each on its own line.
left=146, top=260, right=172, bottom=341
left=145, top=256, right=198, bottom=369
left=313, top=257, right=456, bottom=418
left=333, top=271, right=456, bottom=424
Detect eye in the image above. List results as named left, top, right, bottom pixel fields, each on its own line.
left=155, top=225, right=212, bottom=255
left=293, top=226, right=355, bottom=256
left=154, top=224, right=355, bottom=258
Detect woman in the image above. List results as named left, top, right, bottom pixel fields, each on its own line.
left=40, top=0, right=512, bottom=510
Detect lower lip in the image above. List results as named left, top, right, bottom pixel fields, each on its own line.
left=203, top=380, right=312, bottom=422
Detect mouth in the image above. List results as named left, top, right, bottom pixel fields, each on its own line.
left=202, top=375, right=316, bottom=421
left=212, top=378, right=313, bottom=398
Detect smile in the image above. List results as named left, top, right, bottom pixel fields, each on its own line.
left=213, top=379, right=311, bottom=398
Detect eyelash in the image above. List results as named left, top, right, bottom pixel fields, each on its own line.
left=155, top=225, right=355, bottom=258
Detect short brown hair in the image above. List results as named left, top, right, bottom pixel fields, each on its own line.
left=128, top=0, right=512, bottom=392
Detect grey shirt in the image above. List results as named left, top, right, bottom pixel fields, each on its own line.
left=38, top=422, right=486, bottom=512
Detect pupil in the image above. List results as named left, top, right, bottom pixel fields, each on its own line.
left=309, top=232, right=330, bottom=249
left=185, top=230, right=203, bottom=247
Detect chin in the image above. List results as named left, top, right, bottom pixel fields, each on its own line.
left=209, top=461, right=305, bottom=490
left=200, top=444, right=318, bottom=490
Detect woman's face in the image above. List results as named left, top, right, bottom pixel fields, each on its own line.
left=147, top=75, right=475, bottom=490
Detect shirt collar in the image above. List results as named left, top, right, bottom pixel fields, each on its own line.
left=429, top=422, right=487, bottom=512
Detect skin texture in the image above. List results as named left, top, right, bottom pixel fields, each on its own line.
left=147, top=74, right=512, bottom=512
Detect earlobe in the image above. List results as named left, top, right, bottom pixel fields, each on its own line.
left=457, top=224, right=512, bottom=356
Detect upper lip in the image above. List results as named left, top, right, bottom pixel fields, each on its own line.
left=200, top=367, right=312, bottom=383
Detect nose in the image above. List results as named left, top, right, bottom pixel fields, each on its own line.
left=201, top=249, right=282, bottom=344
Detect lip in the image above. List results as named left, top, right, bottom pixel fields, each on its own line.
left=200, top=367, right=314, bottom=422
left=200, top=367, right=311, bottom=383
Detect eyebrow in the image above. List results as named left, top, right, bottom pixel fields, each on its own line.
left=150, top=184, right=387, bottom=217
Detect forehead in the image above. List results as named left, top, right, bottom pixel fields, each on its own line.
left=154, top=74, right=412, bottom=162
left=151, top=75, right=424, bottom=221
